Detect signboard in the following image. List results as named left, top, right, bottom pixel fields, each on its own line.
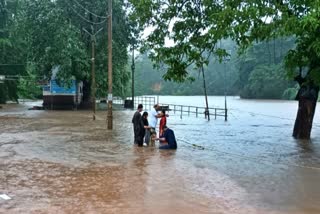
left=108, top=93, right=113, bottom=101
left=50, top=80, right=76, bottom=94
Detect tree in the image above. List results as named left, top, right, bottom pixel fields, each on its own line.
left=237, top=38, right=296, bottom=99
left=0, top=0, right=26, bottom=103
left=8, top=0, right=132, bottom=105
left=16, top=0, right=89, bottom=82
left=129, top=0, right=320, bottom=139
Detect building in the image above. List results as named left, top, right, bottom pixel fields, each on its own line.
left=43, top=67, right=83, bottom=110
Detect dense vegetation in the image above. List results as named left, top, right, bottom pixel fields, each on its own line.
left=0, top=0, right=308, bottom=103
left=0, top=0, right=131, bottom=104
left=1, top=0, right=319, bottom=139
left=129, top=0, right=320, bottom=139
left=135, top=37, right=296, bottom=99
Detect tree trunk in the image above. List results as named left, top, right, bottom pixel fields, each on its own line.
left=79, top=80, right=93, bottom=109
left=293, top=85, right=319, bottom=139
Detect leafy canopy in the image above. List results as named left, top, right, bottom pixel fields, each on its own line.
left=129, top=0, right=320, bottom=84
left=10, top=0, right=132, bottom=99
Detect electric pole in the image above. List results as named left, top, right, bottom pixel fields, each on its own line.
left=131, top=41, right=135, bottom=109
left=107, top=0, right=113, bottom=129
left=91, top=29, right=96, bottom=120
left=202, top=65, right=210, bottom=121
left=83, top=26, right=103, bottom=121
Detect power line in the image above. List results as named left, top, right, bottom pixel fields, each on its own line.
left=0, top=64, right=25, bottom=66
left=66, top=1, right=107, bottom=25
left=71, top=0, right=107, bottom=19
left=1, top=75, right=44, bottom=78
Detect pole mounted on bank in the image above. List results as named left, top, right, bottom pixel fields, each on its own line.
left=223, top=50, right=231, bottom=122
left=131, top=41, right=135, bottom=109
left=83, top=26, right=103, bottom=121
left=107, top=0, right=113, bottom=129
left=202, top=65, right=210, bottom=121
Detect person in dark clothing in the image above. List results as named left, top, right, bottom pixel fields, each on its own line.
left=140, top=112, right=151, bottom=146
left=155, top=125, right=177, bottom=150
left=132, top=104, right=143, bottom=146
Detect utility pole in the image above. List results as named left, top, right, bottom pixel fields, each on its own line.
left=83, top=26, right=103, bottom=121
left=91, top=26, right=96, bottom=120
left=131, top=41, right=135, bottom=109
left=224, top=61, right=227, bottom=122
left=202, top=65, right=210, bottom=121
left=107, top=0, right=113, bottom=129
left=224, top=50, right=231, bottom=122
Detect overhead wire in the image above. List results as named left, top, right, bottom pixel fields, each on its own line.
left=71, top=0, right=108, bottom=19
left=65, top=0, right=107, bottom=25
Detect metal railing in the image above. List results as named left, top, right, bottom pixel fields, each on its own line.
left=159, top=103, right=227, bottom=121
left=129, top=96, right=156, bottom=111
left=111, top=96, right=228, bottom=121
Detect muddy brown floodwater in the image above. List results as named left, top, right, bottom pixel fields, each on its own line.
left=1, top=100, right=320, bottom=214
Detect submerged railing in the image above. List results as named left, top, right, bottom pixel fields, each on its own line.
left=112, top=96, right=228, bottom=121
left=159, top=103, right=227, bottom=121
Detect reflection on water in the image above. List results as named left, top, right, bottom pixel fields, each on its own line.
left=0, top=97, right=320, bottom=214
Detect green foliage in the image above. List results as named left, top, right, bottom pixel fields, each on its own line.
left=128, top=0, right=231, bottom=82
left=282, top=85, right=299, bottom=100
left=134, top=38, right=296, bottom=99
left=0, top=0, right=132, bottom=103
left=129, top=0, right=320, bottom=98
left=16, top=0, right=89, bottom=80
left=0, top=0, right=24, bottom=103
left=0, top=81, right=19, bottom=103
left=237, top=37, right=296, bottom=99
left=241, top=64, right=287, bottom=99
left=17, top=64, right=42, bottom=99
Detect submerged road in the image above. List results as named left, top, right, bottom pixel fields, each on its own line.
left=0, top=102, right=320, bottom=213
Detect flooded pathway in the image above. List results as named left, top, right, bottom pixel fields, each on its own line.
left=1, top=100, right=320, bottom=213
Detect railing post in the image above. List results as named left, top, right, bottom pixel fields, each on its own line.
left=196, top=107, right=198, bottom=117
left=215, top=108, right=217, bottom=120
left=180, top=106, right=182, bottom=119
left=188, top=106, right=190, bottom=116
left=225, top=108, right=228, bottom=121
left=174, top=105, right=176, bottom=114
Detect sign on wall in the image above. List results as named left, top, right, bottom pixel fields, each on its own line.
left=50, top=80, right=76, bottom=94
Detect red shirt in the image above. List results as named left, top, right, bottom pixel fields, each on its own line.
left=159, top=116, right=167, bottom=137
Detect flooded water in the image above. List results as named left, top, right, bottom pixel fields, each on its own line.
left=1, top=96, right=320, bottom=214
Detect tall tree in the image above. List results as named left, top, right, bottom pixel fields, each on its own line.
left=12, top=0, right=131, bottom=104
left=129, top=0, right=320, bottom=139
left=0, top=0, right=24, bottom=103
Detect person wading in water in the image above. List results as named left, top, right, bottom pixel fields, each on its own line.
left=141, top=112, right=151, bottom=146
left=149, top=104, right=168, bottom=146
left=155, top=125, right=177, bottom=150
left=132, top=104, right=143, bottom=146
left=159, top=109, right=167, bottom=137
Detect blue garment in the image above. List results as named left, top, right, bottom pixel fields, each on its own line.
left=159, top=128, right=177, bottom=150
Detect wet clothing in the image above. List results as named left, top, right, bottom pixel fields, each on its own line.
left=159, top=116, right=166, bottom=137
left=159, top=128, right=177, bottom=150
left=132, top=111, right=142, bottom=145
left=142, top=117, right=150, bottom=145
left=148, top=108, right=159, bottom=147
left=150, top=128, right=157, bottom=146
left=144, top=129, right=150, bottom=146
left=149, top=108, right=158, bottom=128
left=141, top=117, right=148, bottom=139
